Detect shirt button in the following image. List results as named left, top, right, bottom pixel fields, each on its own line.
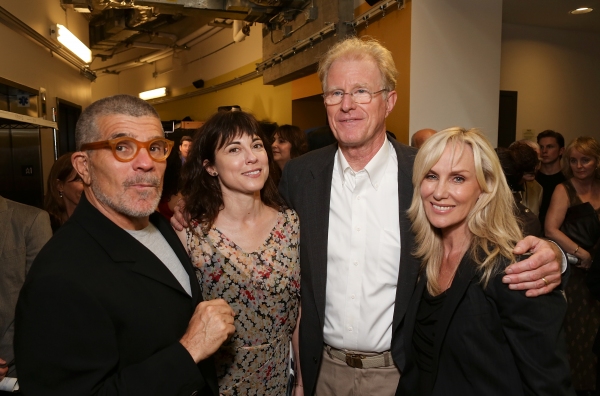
left=357, top=196, right=361, bottom=200
left=351, top=294, right=355, bottom=299
left=354, top=261, right=358, bottom=266
left=348, top=326, right=353, bottom=332
left=356, top=227, right=361, bottom=231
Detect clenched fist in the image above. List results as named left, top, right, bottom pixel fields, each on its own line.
left=180, top=299, right=235, bottom=362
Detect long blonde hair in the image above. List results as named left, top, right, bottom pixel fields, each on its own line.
left=408, top=128, right=523, bottom=295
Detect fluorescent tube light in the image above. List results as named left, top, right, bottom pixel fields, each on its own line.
left=51, top=24, right=92, bottom=63
left=570, top=7, right=593, bottom=14
left=139, top=87, right=168, bottom=100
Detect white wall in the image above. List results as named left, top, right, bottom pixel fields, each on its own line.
left=409, top=0, right=503, bottom=144
left=500, top=23, right=600, bottom=144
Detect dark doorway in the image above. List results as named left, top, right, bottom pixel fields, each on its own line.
left=292, top=95, right=327, bottom=132
left=498, top=90, right=518, bottom=148
left=57, top=98, right=82, bottom=155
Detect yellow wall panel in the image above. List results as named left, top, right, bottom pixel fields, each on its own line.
left=153, top=62, right=292, bottom=124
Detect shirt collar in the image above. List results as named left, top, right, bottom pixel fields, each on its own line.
left=336, top=137, right=391, bottom=191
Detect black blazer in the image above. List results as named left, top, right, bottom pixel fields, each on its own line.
left=15, top=194, right=218, bottom=396
left=279, top=138, right=420, bottom=395
left=397, top=255, right=574, bottom=396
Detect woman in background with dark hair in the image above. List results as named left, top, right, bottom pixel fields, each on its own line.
left=157, top=146, right=183, bottom=221
left=177, top=111, right=302, bottom=395
left=271, top=124, right=309, bottom=171
left=44, top=152, right=83, bottom=232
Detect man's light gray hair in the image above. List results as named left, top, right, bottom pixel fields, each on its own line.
left=75, top=94, right=161, bottom=150
left=318, top=36, right=398, bottom=93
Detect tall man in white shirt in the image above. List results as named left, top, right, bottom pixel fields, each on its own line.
left=278, top=37, right=564, bottom=395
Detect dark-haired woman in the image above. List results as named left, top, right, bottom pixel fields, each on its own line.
left=271, top=125, right=309, bottom=171
left=44, top=152, right=83, bottom=232
left=177, top=111, right=302, bottom=395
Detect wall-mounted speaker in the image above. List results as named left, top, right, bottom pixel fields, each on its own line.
left=365, top=0, right=378, bottom=5
left=192, top=79, right=204, bottom=89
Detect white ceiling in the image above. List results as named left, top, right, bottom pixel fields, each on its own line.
left=503, top=0, right=600, bottom=34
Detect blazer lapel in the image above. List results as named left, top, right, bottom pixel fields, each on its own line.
left=403, top=274, right=427, bottom=358
left=306, top=145, right=336, bottom=326
left=431, top=256, right=478, bottom=381
left=74, top=194, right=191, bottom=298
left=151, top=213, right=200, bottom=303
left=391, top=140, right=420, bottom=335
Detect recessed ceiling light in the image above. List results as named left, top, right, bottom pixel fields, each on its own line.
left=570, top=7, right=593, bottom=14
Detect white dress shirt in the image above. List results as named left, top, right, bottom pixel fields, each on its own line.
left=323, top=138, right=401, bottom=353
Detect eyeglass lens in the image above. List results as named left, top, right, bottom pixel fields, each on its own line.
left=324, top=89, right=379, bottom=105
left=115, top=139, right=170, bottom=161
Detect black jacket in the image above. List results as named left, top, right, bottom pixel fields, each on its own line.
left=15, top=194, right=218, bottom=396
left=397, top=255, right=574, bottom=396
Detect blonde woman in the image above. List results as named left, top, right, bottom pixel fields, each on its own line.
left=545, top=136, right=600, bottom=393
left=397, top=128, right=573, bottom=396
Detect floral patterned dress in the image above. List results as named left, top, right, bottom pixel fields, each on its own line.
left=186, top=208, right=300, bottom=395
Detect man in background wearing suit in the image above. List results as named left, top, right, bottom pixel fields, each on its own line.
left=278, top=37, right=565, bottom=395
left=15, top=95, right=235, bottom=395
left=0, top=196, right=51, bottom=393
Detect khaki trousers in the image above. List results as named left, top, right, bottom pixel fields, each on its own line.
left=315, top=346, right=401, bottom=396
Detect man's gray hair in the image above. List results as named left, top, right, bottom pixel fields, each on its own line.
left=318, top=36, right=398, bottom=93
left=75, top=94, right=161, bottom=150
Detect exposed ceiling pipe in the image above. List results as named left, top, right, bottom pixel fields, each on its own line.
left=147, top=69, right=263, bottom=105
left=185, top=26, right=222, bottom=48
left=233, top=20, right=247, bottom=42
left=93, top=48, right=173, bottom=73
left=176, top=25, right=214, bottom=46
left=93, top=26, right=222, bottom=74
left=130, top=42, right=172, bottom=50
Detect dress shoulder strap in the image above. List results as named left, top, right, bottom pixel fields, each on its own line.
left=562, top=179, right=583, bottom=206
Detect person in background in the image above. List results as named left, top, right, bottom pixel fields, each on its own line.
left=15, top=94, right=234, bottom=395
left=158, top=147, right=183, bottom=221
left=496, top=147, right=542, bottom=237
left=410, top=128, right=437, bottom=149
left=271, top=124, right=309, bottom=171
left=511, top=140, right=543, bottom=217
left=177, top=110, right=302, bottom=395
left=397, top=128, right=573, bottom=396
left=0, top=195, right=52, bottom=392
left=43, top=152, right=84, bottom=232
left=545, top=136, right=600, bottom=395
left=537, top=130, right=566, bottom=230
left=179, top=136, right=192, bottom=164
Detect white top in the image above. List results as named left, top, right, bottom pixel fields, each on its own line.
left=127, top=223, right=192, bottom=296
left=323, top=138, right=401, bottom=353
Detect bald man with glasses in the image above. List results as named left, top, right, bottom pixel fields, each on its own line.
left=15, top=95, right=234, bottom=396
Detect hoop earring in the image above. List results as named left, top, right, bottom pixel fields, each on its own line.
left=59, top=191, right=63, bottom=198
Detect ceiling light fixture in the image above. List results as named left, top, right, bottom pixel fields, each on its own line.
left=139, top=87, right=168, bottom=100
left=570, top=7, right=593, bottom=14
left=50, top=24, right=92, bottom=63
